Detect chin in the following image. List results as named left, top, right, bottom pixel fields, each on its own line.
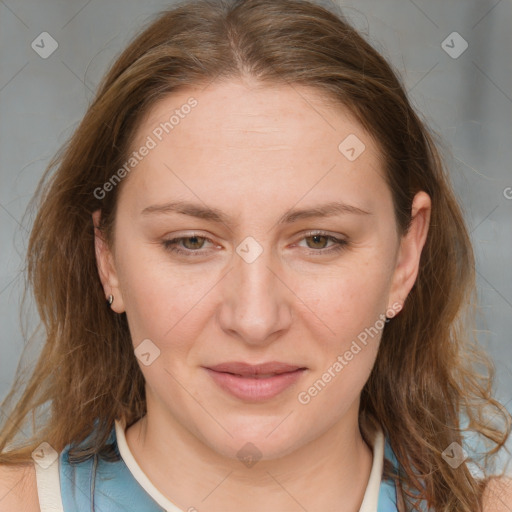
left=200, top=418, right=305, bottom=462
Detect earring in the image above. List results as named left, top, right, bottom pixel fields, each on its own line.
left=107, top=294, right=114, bottom=307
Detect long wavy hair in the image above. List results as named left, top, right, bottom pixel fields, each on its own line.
left=1, top=0, right=510, bottom=510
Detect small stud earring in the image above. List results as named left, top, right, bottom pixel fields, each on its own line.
left=107, top=294, right=114, bottom=307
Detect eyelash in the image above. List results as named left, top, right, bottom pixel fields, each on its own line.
left=161, top=231, right=348, bottom=257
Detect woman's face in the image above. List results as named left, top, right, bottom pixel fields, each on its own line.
left=94, top=78, right=429, bottom=460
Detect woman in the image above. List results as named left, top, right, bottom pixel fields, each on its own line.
left=0, top=0, right=510, bottom=510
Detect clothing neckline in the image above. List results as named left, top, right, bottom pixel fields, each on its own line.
left=114, top=418, right=385, bottom=512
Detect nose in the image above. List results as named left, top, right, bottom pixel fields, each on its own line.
left=217, top=238, right=293, bottom=347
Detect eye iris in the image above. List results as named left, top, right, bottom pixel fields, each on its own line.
left=307, top=234, right=328, bottom=249
left=183, top=236, right=205, bottom=250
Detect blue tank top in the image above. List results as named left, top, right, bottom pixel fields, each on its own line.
left=38, top=420, right=423, bottom=511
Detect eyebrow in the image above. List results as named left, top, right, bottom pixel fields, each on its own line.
left=140, top=200, right=371, bottom=226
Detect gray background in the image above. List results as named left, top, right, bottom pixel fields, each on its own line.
left=1, top=0, right=511, bottom=462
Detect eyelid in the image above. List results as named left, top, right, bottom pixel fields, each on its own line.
left=162, top=231, right=217, bottom=245
left=301, top=229, right=346, bottom=239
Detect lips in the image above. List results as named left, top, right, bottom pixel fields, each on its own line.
left=203, top=361, right=307, bottom=401
left=206, top=361, right=304, bottom=377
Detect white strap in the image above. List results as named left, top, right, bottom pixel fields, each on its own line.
left=115, top=419, right=184, bottom=512
left=33, top=420, right=383, bottom=512
left=116, top=418, right=384, bottom=512
left=359, top=429, right=385, bottom=512
left=34, top=457, right=64, bottom=512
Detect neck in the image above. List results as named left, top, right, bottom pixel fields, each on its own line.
left=125, top=405, right=374, bottom=511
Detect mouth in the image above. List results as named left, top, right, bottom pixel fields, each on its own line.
left=202, top=361, right=307, bottom=402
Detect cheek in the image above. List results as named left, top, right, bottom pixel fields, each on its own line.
left=115, top=242, right=206, bottom=348
left=292, top=253, right=392, bottom=398
left=294, top=269, right=386, bottom=414
left=298, top=257, right=393, bottom=340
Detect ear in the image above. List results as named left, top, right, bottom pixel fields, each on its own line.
left=387, top=191, right=431, bottom=314
left=92, top=209, right=125, bottom=313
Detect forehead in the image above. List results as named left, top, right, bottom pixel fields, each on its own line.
left=121, top=79, right=388, bottom=216
left=134, top=79, right=378, bottom=152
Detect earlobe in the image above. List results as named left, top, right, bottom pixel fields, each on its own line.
left=92, top=209, right=125, bottom=313
left=387, top=191, right=431, bottom=313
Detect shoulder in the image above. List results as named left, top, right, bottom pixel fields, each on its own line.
left=0, top=462, right=40, bottom=512
left=482, top=476, right=512, bottom=511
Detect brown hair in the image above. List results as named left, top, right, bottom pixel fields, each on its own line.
left=1, top=0, right=510, bottom=510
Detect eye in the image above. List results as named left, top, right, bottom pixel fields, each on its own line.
left=297, top=231, right=348, bottom=255
left=162, top=234, right=216, bottom=256
left=161, top=231, right=348, bottom=257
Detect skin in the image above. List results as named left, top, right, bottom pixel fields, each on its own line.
left=93, top=77, right=431, bottom=512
